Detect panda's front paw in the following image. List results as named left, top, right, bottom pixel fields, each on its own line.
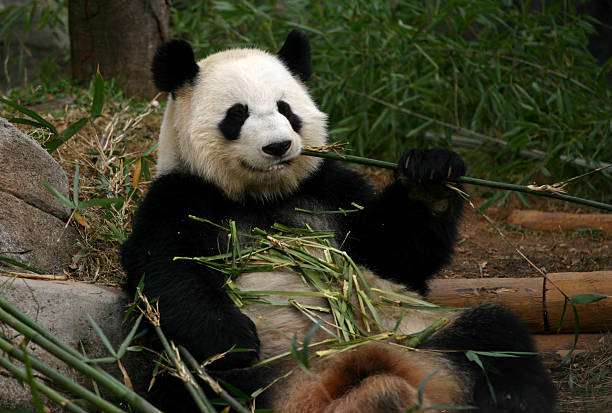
left=211, top=313, right=261, bottom=370
left=397, top=149, right=465, bottom=184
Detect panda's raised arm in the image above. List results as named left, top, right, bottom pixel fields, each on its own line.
left=326, top=149, right=465, bottom=294
left=121, top=173, right=260, bottom=369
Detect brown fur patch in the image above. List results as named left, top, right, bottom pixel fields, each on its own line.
left=275, top=343, right=468, bottom=413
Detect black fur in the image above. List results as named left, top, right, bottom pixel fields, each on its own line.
left=151, top=39, right=199, bottom=94
left=218, top=103, right=249, bottom=140
left=277, top=100, right=303, bottom=133
left=121, top=152, right=462, bottom=385
left=126, top=31, right=554, bottom=413
left=121, top=151, right=554, bottom=411
left=425, top=304, right=556, bottom=412
left=277, top=29, right=312, bottom=81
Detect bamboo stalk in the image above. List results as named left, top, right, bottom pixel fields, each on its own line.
left=153, top=326, right=216, bottom=413
left=0, top=270, right=68, bottom=280
left=0, top=354, right=89, bottom=413
left=179, top=345, right=251, bottom=413
left=301, top=149, right=612, bottom=211
left=0, top=335, right=124, bottom=412
left=0, top=298, right=162, bottom=413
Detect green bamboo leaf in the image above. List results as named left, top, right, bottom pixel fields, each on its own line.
left=72, top=163, right=80, bottom=208
left=469, top=350, right=536, bottom=357
left=91, top=68, right=105, bottom=119
left=78, top=197, right=125, bottom=209
left=0, top=255, right=43, bottom=274
left=569, top=293, right=609, bottom=304
left=7, top=117, right=47, bottom=129
left=23, top=344, right=45, bottom=413
left=44, top=118, right=87, bottom=153
left=87, top=315, right=117, bottom=358
left=60, top=117, right=88, bottom=141
left=416, top=370, right=439, bottom=406
left=465, top=350, right=496, bottom=402
left=0, top=97, right=57, bottom=134
left=43, top=182, right=75, bottom=210
left=117, top=315, right=143, bottom=359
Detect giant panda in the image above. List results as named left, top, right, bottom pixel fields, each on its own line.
left=121, top=30, right=555, bottom=412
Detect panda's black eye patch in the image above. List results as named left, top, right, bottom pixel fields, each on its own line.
left=219, top=103, right=249, bottom=140
left=277, top=100, right=302, bottom=133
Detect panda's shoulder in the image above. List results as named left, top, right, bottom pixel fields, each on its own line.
left=138, top=172, right=226, bottom=216
left=147, top=172, right=217, bottom=198
left=299, top=159, right=375, bottom=203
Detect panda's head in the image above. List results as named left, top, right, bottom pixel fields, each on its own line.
left=151, top=30, right=327, bottom=201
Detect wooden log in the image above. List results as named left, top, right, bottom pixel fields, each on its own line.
left=506, top=210, right=612, bottom=232
left=428, top=271, right=612, bottom=333
left=534, top=333, right=606, bottom=364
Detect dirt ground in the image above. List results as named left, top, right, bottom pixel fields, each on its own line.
left=367, top=168, right=612, bottom=411
left=445, top=196, right=611, bottom=412
left=442, top=202, right=610, bottom=280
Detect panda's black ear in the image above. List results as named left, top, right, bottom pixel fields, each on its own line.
left=151, top=39, right=199, bottom=93
left=277, top=29, right=312, bottom=82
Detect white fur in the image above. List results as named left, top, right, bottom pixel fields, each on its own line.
left=156, top=48, right=327, bottom=201
left=236, top=268, right=454, bottom=361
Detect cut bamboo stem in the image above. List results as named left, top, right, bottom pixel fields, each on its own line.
left=301, top=149, right=612, bottom=211
left=428, top=271, right=612, bottom=333
left=0, top=270, right=68, bottom=280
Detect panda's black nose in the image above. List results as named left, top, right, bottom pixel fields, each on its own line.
left=262, top=140, right=292, bottom=157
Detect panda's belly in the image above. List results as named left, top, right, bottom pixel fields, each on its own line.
left=235, top=271, right=333, bottom=360
left=235, top=267, right=453, bottom=361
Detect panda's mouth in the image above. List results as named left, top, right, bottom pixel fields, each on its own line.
left=240, top=159, right=293, bottom=173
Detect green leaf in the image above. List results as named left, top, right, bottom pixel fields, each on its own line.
left=60, top=117, right=88, bottom=141
left=72, top=163, right=80, bottom=208
left=91, top=68, right=105, bottom=119
left=117, top=314, right=143, bottom=359
left=87, top=315, right=117, bottom=358
left=569, top=293, right=608, bottom=304
left=23, top=346, right=45, bottom=413
left=43, top=182, right=75, bottom=210
left=0, top=255, right=43, bottom=275
left=416, top=370, right=439, bottom=405
left=0, top=97, right=57, bottom=134
left=7, top=117, right=48, bottom=129
left=290, top=319, right=323, bottom=371
left=465, top=350, right=496, bottom=402
left=44, top=118, right=87, bottom=153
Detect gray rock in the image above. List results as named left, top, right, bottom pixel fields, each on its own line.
left=0, top=276, right=152, bottom=410
left=0, top=187, right=78, bottom=275
left=0, top=118, right=78, bottom=274
left=0, top=117, right=71, bottom=221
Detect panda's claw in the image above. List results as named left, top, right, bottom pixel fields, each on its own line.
left=397, top=148, right=465, bottom=185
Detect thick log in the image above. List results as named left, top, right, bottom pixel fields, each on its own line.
left=534, top=333, right=606, bottom=364
left=506, top=210, right=612, bottom=232
left=428, top=271, right=612, bottom=333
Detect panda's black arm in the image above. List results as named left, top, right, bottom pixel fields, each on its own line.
left=329, top=150, right=465, bottom=293
left=343, top=181, right=462, bottom=293
left=121, top=173, right=260, bottom=369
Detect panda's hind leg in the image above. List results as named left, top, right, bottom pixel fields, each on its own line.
left=424, top=304, right=556, bottom=413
